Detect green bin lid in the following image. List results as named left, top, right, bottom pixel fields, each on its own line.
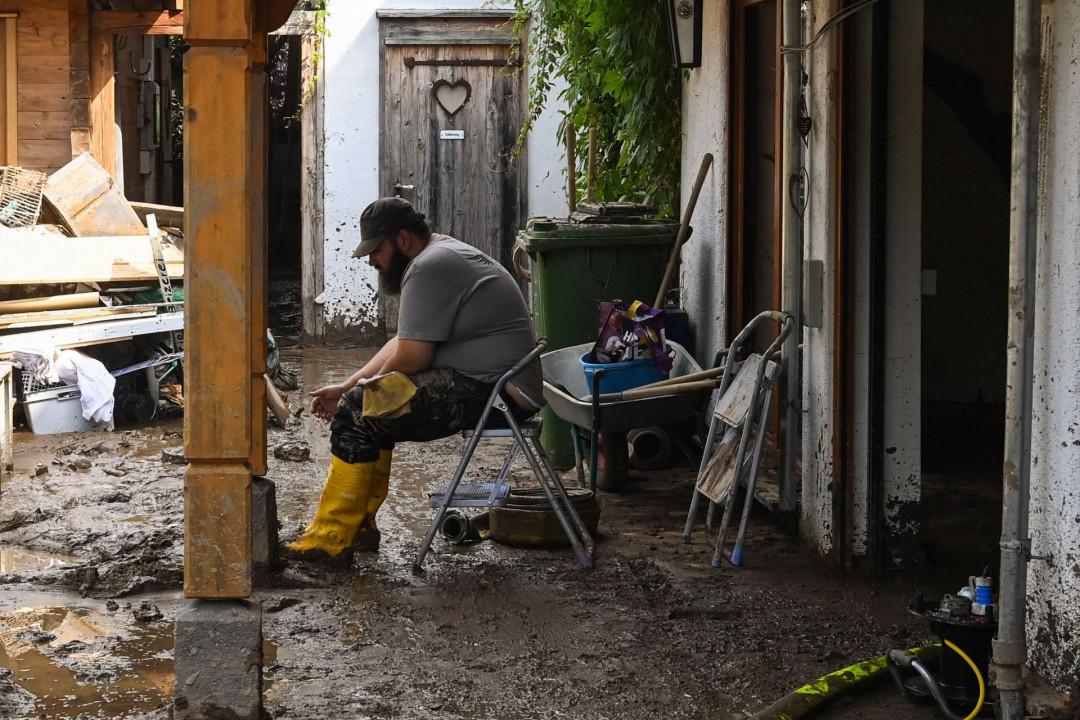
left=519, top=217, right=678, bottom=253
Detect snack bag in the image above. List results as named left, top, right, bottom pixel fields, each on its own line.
left=591, top=299, right=671, bottom=373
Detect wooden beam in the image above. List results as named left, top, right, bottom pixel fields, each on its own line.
left=249, top=7, right=269, bottom=478
left=2, top=17, right=16, bottom=165
left=90, top=10, right=184, bottom=36
left=70, top=0, right=92, bottom=160
left=0, top=234, right=183, bottom=285
left=130, top=201, right=184, bottom=230
left=183, top=0, right=258, bottom=598
left=300, top=31, right=325, bottom=342
left=89, top=32, right=116, bottom=178
left=186, top=3, right=249, bottom=41
left=184, top=466, right=252, bottom=598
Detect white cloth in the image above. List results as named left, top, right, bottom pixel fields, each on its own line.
left=53, top=350, right=115, bottom=428
left=11, top=346, right=55, bottom=385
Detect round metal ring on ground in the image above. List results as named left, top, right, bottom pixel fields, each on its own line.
left=490, top=489, right=600, bottom=547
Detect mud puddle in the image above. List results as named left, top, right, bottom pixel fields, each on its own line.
left=0, top=603, right=172, bottom=718
left=0, top=545, right=80, bottom=573
left=0, top=600, right=279, bottom=719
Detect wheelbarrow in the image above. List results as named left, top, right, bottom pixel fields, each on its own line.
left=541, top=340, right=705, bottom=492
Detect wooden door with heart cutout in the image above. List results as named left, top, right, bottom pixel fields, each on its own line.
left=379, top=12, right=526, bottom=270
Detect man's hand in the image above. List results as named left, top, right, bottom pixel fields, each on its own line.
left=309, top=383, right=347, bottom=421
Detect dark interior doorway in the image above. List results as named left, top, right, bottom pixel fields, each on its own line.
left=919, top=0, right=1014, bottom=571
left=267, top=34, right=304, bottom=346
left=730, top=0, right=782, bottom=355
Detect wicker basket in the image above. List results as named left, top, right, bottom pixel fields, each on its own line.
left=0, top=166, right=47, bottom=228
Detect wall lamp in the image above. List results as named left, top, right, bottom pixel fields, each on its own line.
left=662, top=0, right=703, bottom=68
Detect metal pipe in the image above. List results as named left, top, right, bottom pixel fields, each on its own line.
left=779, top=0, right=803, bottom=513
left=993, top=0, right=1041, bottom=716
left=627, top=427, right=673, bottom=471
left=730, top=384, right=774, bottom=566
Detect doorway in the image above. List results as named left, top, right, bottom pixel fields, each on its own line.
left=919, top=0, right=1013, bottom=571
left=377, top=12, right=527, bottom=332
left=267, top=33, right=304, bottom=347
left=729, top=0, right=782, bottom=354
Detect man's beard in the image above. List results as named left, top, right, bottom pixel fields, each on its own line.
left=380, top=246, right=411, bottom=295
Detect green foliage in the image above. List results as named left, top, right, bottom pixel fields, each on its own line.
left=300, top=1, right=329, bottom=107
left=513, top=0, right=682, bottom=216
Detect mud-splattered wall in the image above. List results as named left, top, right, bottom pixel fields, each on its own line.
left=319, top=0, right=566, bottom=342
left=880, top=0, right=923, bottom=567
left=679, top=2, right=730, bottom=366
left=799, top=0, right=842, bottom=556
left=1026, top=1, right=1080, bottom=699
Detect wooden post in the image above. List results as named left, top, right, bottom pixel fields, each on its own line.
left=88, top=31, right=116, bottom=178
left=586, top=125, right=597, bottom=203
left=565, top=121, right=576, bottom=214
left=249, top=6, right=270, bottom=479
left=69, top=1, right=92, bottom=160
left=183, top=0, right=264, bottom=598
left=300, top=26, right=326, bottom=343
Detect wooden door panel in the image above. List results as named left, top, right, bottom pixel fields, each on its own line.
left=381, top=19, right=523, bottom=268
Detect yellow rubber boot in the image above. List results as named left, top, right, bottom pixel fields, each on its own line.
left=354, top=449, right=392, bottom=552
left=285, top=455, right=375, bottom=563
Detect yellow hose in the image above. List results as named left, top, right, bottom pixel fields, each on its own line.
left=943, top=639, right=986, bottom=720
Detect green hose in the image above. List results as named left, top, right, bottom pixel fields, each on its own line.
left=750, top=645, right=941, bottom=720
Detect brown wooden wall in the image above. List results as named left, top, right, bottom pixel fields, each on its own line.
left=0, top=0, right=76, bottom=174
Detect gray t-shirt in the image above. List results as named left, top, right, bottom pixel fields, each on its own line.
left=397, top=235, right=543, bottom=407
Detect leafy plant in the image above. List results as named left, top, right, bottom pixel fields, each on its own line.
left=512, top=0, right=681, bottom=216
left=300, top=0, right=329, bottom=108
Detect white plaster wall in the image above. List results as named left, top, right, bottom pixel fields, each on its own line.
left=321, top=0, right=566, bottom=334
left=1026, top=1, right=1080, bottom=696
left=882, top=0, right=922, bottom=565
left=799, top=0, right=841, bottom=556
left=679, top=2, right=729, bottom=366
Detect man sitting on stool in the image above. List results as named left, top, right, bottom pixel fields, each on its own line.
left=286, top=197, right=543, bottom=564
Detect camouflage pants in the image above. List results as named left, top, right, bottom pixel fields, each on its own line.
left=329, top=368, right=496, bottom=463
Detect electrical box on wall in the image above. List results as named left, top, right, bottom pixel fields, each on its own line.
left=803, top=259, right=824, bottom=328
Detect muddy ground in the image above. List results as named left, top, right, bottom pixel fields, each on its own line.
left=0, top=347, right=956, bottom=720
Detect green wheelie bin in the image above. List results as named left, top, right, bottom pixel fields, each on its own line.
left=517, top=217, right=678, bottom=468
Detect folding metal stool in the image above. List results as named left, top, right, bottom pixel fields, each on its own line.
left=414, top=340, right=595, bottom=570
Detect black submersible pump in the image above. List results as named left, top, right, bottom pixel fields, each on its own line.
left=887, top=573, right=996, bottom=719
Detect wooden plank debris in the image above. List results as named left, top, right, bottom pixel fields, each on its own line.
left=90, top=10, right=184, bottom=36
left=43, top=153, right=146, bottom=237
left=0, top=234, right=183, bottom=285
left=0, top=291, right=100, bottom=315
left=130, top=201, right=184, bottom=230
left=0, top=303, right=167, bottom=330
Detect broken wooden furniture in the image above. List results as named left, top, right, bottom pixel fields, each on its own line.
left=42, top=153, right=147, bottom=236
left=541, top=340, right=705, bottom=493
left=682, top=311, right=793, bottom=569
left=415, top=341, right=595, bottom=570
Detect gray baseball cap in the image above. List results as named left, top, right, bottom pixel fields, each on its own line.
left=352, top=197, right=427, bottom=258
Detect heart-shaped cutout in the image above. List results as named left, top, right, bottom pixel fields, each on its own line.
left=433, top=79, right=471, bottom=117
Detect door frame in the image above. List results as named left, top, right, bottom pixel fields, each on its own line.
left=273, top=11, right=326, bottom=343
left=376, top=9, right=527, bottom=333
left=727, top=0, right=784, bottom=340
left=727, top=0, right=785, bottom=464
